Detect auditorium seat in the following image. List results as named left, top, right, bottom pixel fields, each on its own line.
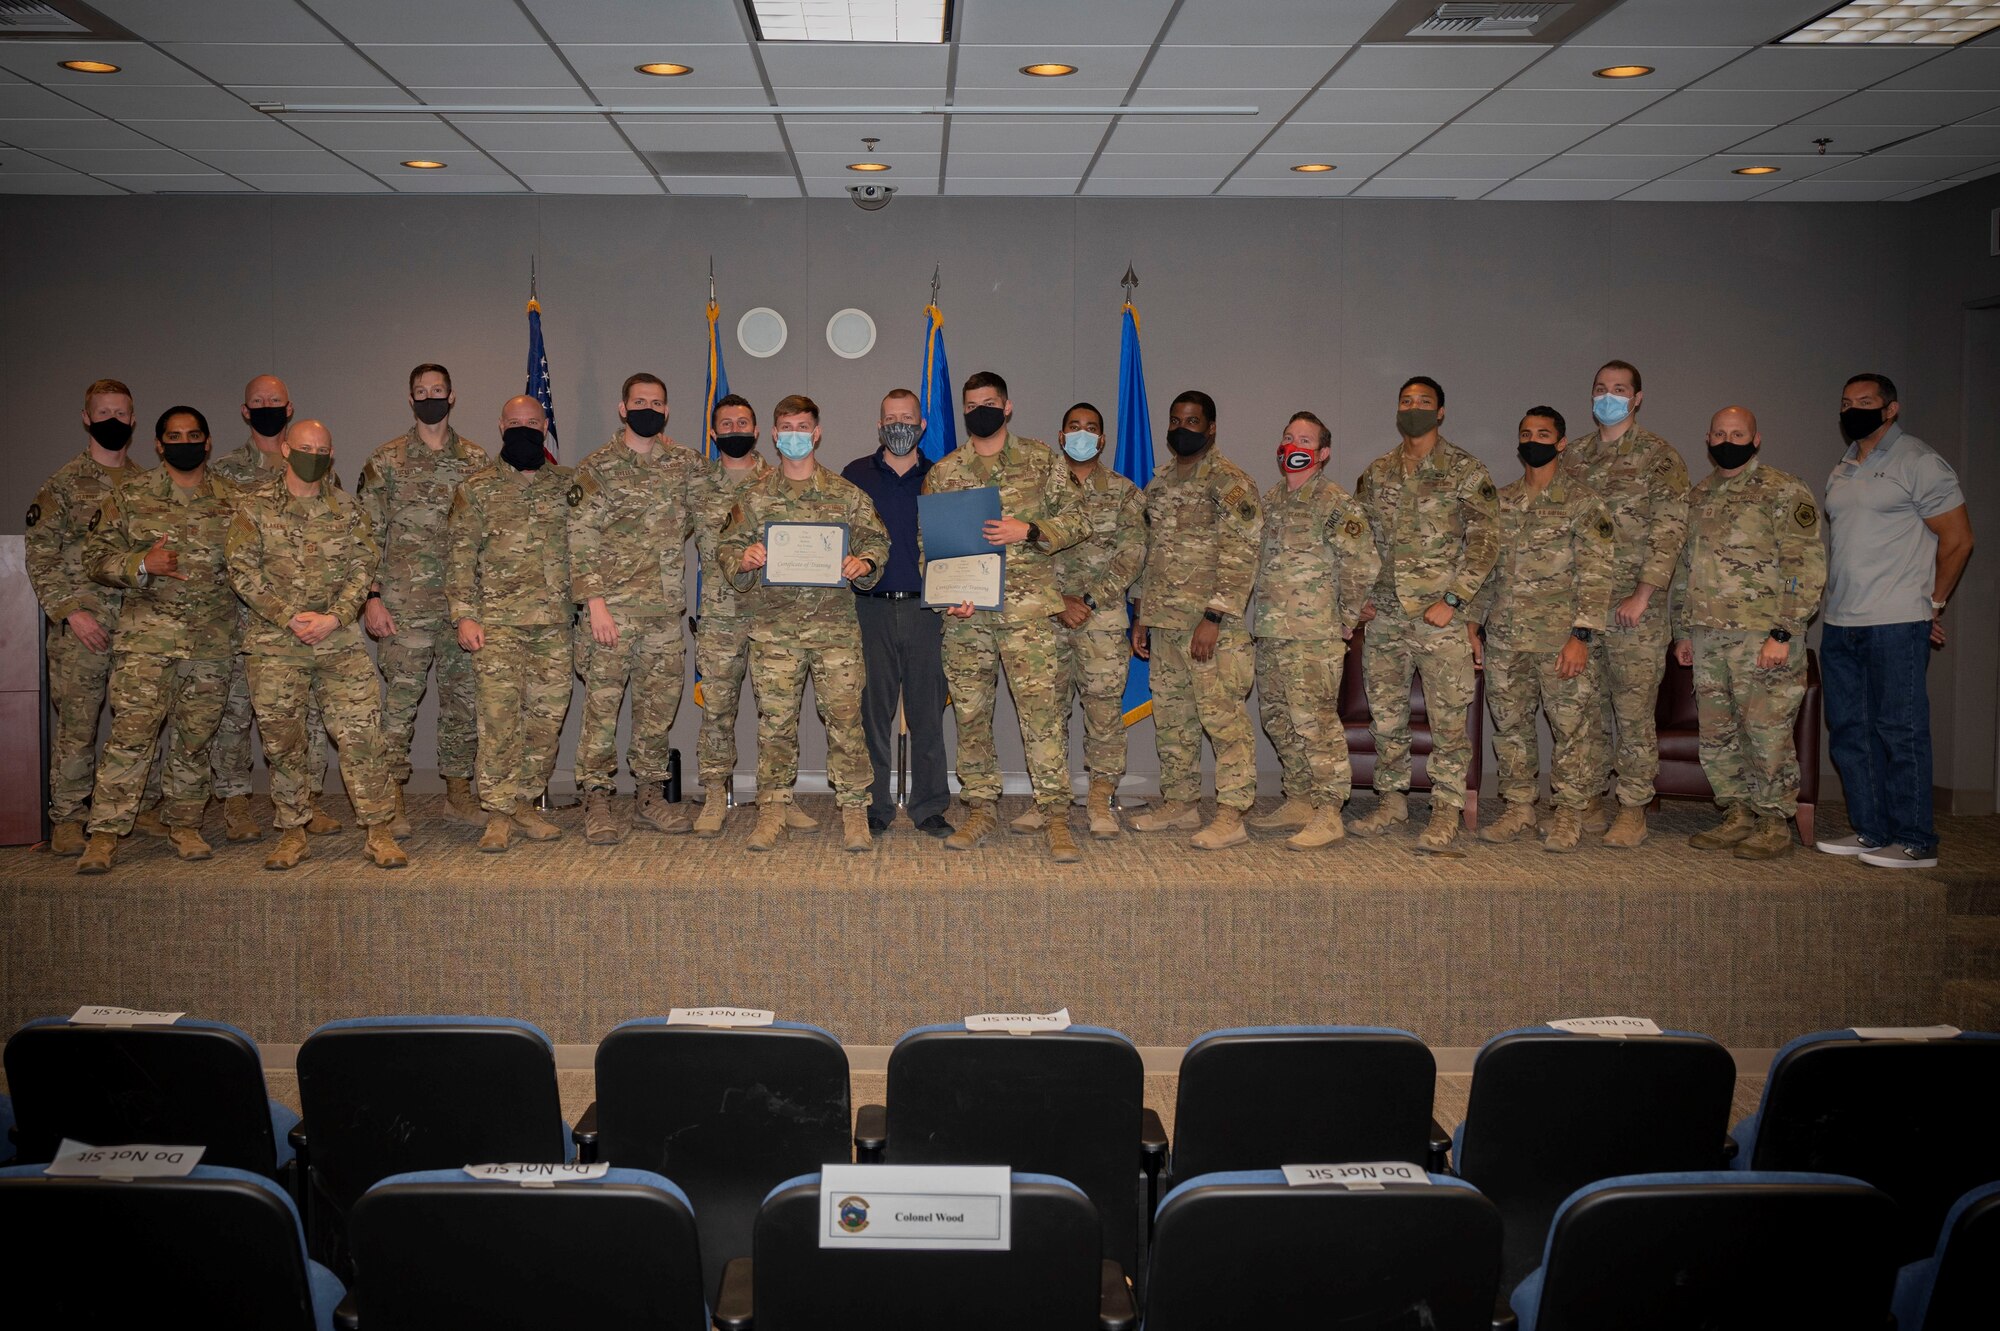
left=1731, top=1028, right=2000, bottom=1261
left=716, top=1171, right=1130, bottom=1331
left=571, top=1017, right=850, bottom=1305
left=1450, top=1025, right=1736, bottom=1307
left=1145, top=1169, right=1500, bottom=1330
left=1890, top=1181, right=2000, bottom=1331
left=1338, top=622, right=1486, bottom=830
left=0, top=1162, right=345, bottom=1329
left=340, top=1167, right=709, bottom=1330
left=1506, top=1172, right=1899, bottom=1331
left=4, top=1015, right=300, bottom=1180
left=1652, top=647, right=1821, bottom=845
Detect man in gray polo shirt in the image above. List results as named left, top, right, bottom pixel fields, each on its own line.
left=1816, top=373, right=1973, bottom=869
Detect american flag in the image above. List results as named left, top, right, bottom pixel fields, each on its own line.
left=525, top=295, right=559, bottom=461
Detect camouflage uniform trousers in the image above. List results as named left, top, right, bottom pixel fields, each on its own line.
left=86, top=654, right=231, bottom=836
left=695, top=617, right=754, bottom=794
left=1362, top=608, right=1477, bottom=807
left=45, top=622, right=113, bottom=823
left=246, top=649, right=395, bottom=829
left=1485, top=645, right=1601, bottom=811
left=378, top=618, right=475, bottom=784
left=1590, top=609, right=1673, bottom=808
left=944, top=614, right=1071, bottom=809
left=473, top=624, right=572, bottom=814
left=1054, top=623, right=1130, bottom=783
left=1692, top=628, right=1807, bottom=819
left=749, top=637, right=871, bottom=808
left=207, top=653, right=328, bottom=800
left=1254, top=636, right=1353, bottom=807
left=574, top=615, right=684, bottom=790
left=1150, top=625, right=1257, bottom=811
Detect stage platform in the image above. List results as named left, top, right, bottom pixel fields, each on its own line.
left=2, top=794, right=1993, bottom=1052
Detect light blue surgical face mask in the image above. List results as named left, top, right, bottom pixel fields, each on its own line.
left=775, top=430, right=814, bottom=460
left=1591, top=392, right=1632, bottom=427
left=1062, top=430, right=1101, bottom=462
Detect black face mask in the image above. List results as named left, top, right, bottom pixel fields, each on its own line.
left=623, top=407, right=666, bottom=439
left=1707, top=440, right=1757, bottom=471
left=1166, top=427, right=1210, bottom=457
left=86, top=418, right=134, bottom=450
left=501, top=426, right=547, bottom=471
left=963, top=404, right=1006, bottom=439
left=246, top=405, right=290, bottom=437
left=1518, top=440, right=1561, bottom=469
left=412, top=397, right=452, bottom=425
left=160, top=442, right=207, bottom=473
left=1839, top=406, right=1886, bottom=443
left=714, top=432, right=757, bottom=459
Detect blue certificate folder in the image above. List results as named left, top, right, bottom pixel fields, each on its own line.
left=918, top=486, right=1007, bottom=611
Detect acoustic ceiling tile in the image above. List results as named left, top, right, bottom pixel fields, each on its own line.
left=782, top=118, right=943, bottom=151
left=1099, top=118, right=1272, bottom=153
left=1811, top=154, right=1997, bottom=182
left=1120, top=88, right=1304, bottom=120
left=238, top=173, right=393, bottom=192
left=1262, top=120, right=1438, bottom=154
left=1218, top=175, right=1362, bottom=196
left=616, top=118, right=787, bottom=152
left=1576, top=0, right=1835, bottom=47
left=1418, top=121, right=1599, bottom=154
left=1618, top=177, right=1782, bottom=200
left=954, top=45, right=1149, bottom=89
left=521, top=0, right=753, bottom=45
left=559, top=43, right=765, bottom=89
left=488, top=148, right=651, bottom=175
left=361, top=45, right=578, bottom=89
left=1080, top=176, right=1221, bottom=195
left=1291, top=87, right=1486, bottom=122
left=1808, top=90, right=2000, bottom=128
left=0, top=42, right=202, bottom=85
left=160, top=43, right=391, bottom=88
left=519, top=174, right=664, bottom=194
left=660, top=175, right=801, bottom=197
left=1729, top=123, right=1930, bottom=155
left=184, top=147, right=369, bottom=174
left=309, top=0, right=544, bottom=45
left=1088, top=152, right=1237, bottom=178
left=1323, top=43, right=1543, bottom=89
left=1504, top=45, right=1748, bottom=91
left=0, top=117, right=155, bottom=149
left=1164, top=0, right=1390, bottom=46
left=1522, top=152, right=1702, bottom=179
left=1483, top=178, right=1650, bottom=199
left=948, top=176, right=1089, bottom=195
left=946, top=116, right=1112, bottom=152
left=1753, top=179, right=1930, bottom=202
left=94, top=172, right=254, bottom=191
left=1626, top=88, right=1846, bottom=125
left=453, top=118, right=631, bottom=152
left=945, top=152, right=1090, bottom=177
left=1875, top=46, right=2000, bottom=92
left=38, top=145, right=207, bottom=172
left=284, top=117, right=466, bottom=152
left=1460, top=87, right=1671, bottom=124
left=1577, top=122, right=1771, bottom=154
left=1233, top=151, right=1399, bottom=179
left=1377, top=152, right=1548, bottom=178
left=387, top=171, right=527, bottom=191
left=960, top=0, right=1178, bottom=44
left=87, top=0, right=333, bottom=42
left=1691, top=45, right=1939, bottom=92
left=1138, top=45, right=1348, bottom=90
left=0, top=169, right=124, bottom=193
left=344, top=148, right=511, bottom=174
left=802, top=174, right=938, bottom=196
left=1353, top=176, right=1508, bottom=198
left=760, top=42, right=948, bottom=90
left=130, top=117, right=318, bottom=150
left=1875, top=125, right=2000, bottom=157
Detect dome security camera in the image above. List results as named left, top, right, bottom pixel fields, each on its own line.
left=848, top=183, right=896, bottom=211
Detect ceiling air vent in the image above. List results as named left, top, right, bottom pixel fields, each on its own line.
left=1362, top=0, right=1607, bottom=44
left=1412, top=3, right=1570, bottom=36
left=0, top=1, right=132, bottom=39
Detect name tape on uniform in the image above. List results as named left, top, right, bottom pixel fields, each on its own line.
left=463, top=1162, right=611, bottom=1187
left=47, top=1140, right=205, bottom=1180
left=819, top=1164, right=1011, bottom=1251
left=1282, top=1162, right=1433, bottom=1191
left=1548, top=1016, right=1662, bottom=1037
left=666, top=1007, right=776, bottom=1028
left=965, top=1008, right=1071, bottom=1035
left=1851, top=1025, right=1960, bottom=1041
left=69, top=1006, right=185, bottom=1027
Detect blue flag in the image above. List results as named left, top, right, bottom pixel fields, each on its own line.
left=693, top=295, right=731, bottom=708
left=917, top=302, right=956, bottom=463
left=525, top=296, right=559, bottom=461
left=1115, top=301, right=1154, bottom=725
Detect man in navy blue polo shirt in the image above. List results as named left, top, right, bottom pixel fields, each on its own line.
left=842, top=389, right=953, bottom=838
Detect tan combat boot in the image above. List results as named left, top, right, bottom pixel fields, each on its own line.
left=583, top=790, right=622, bottom=845
left=785, top=802, right=820, bottom=833
left=1478, top=800, right=1540, bottom=845
left=1416, top=801, right=1463, bottom=852
left=444, top=776, right=483, bottom=826
left=842, top=806, right=873, bottom=853
left=747, top=801, right=787, bottom=853
left=693, top=789, right=729, bottom=838
left=1086, top=779, right=1122, bottom=839
left=167, top=826, right=212, bottom=861
left=388, top=784, right=412, bottom=839
left=1247, top=795, right=1315, bottom=832
left=511, top=799, right=562, bottom=842
left=133, top=806, right=169, bottom=838
left=365, top=824, right=408, bottom=868
left=1009, top=804, right=1045, bottom=834
left=1733, top=815, right=1793, bottom=860
left=1190, top=805, right=1247, bottom=851
left=1348, top=791, right=1408, bottom=837
left=944, top=801, right=996, bottom=851
left=1602, top=803, right=1650, bottom=849
left=1582, top=794, right=1614, bottom=834
left=1543, top=805, right=1585, bottom=854
left=223, top=795, right=261, bottom=843
left=49, top=820, right=86, bottom=856
left=1688, top=805, right=1757, bottom=850
left=1130, top=799, right=1202, bottom=832
left=305, top=802, right=342, bottom=836
left=1287, top=803, right=1346, bottom=851
left=75, top=832, right=117, bottom=874
left=1045, top=810, right=1082, bottom=863
left=636, top=784, right=690, bottom=835
left=263, top=826, right=309, bottom=871
left=479, top=814, right=512, bottom=853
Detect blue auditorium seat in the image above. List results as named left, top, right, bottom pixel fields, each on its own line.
left=1890, top=1180, right=2000, bottom=1331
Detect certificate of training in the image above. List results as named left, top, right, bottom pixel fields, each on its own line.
left=763, top=522, right=850, bottom=587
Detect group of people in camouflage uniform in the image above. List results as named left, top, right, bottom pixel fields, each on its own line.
left=30, top=356, right=1834, bottom=871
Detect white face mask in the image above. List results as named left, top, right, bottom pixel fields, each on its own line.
left=1062, top=430, right=1101, bottom=461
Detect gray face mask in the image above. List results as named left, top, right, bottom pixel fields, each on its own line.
left=880, top=421, right=921, bottom=456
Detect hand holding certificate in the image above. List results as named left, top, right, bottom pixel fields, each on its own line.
left=918, top=487, right=1007, bottom=611
left=762, top=522, right=851, bottom=587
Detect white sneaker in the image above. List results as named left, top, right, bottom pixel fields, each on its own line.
left=1858, top=844, right=1938, bottom=869
left=1815, top=833, right=1882, bottom=856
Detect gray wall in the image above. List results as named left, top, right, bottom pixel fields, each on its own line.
left=7, top=190, right=1984, bottom=802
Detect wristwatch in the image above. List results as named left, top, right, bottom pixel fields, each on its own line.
left=1025, top=521, right=1043, bottom=545
left=1570, top=627, right=1594, bottom=644
left=1081, top=593, right=1097, bottom=611
left=1441, top=591, right=1464, bottom=610
left=365, top=589, right=382, bottom=601
left=1930, top=598, right=1948, bottom=614
left=1202, top=609, right=1224, bottom=625
left=1768, top=628, right=1792, bottom=643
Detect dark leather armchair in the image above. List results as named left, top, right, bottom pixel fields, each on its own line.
left=1338, top=622, right=1486, bottom=830
left=1652, top=647, right=1821, bottom=845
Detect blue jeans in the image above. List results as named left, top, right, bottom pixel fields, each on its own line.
left=1821, top=621, right=1936, bottom=855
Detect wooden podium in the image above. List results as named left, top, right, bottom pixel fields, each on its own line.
left=0, top=536, right=46, bottom=845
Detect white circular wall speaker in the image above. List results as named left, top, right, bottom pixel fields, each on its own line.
left=737, top=306, right=788, bottom=358
left=825, top=307, right=877, bottom=359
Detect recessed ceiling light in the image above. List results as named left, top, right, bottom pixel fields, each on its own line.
left=401, top=160, right=447, bottom=170
left=847, top=160, right=892, bottom=172
left=58, top=60, right=120, bottom=74
left=1290, top=163, right=1337, bottom=173
left=634, top=62, right=692, bottom=77
left=1019, top=63, right=1077, bottom=77
left=1781, top=1, right=2000, bottom=45
left=1733, top=165, right=1780, bottom=175
left=1592, top=64, right=1654, bottom=79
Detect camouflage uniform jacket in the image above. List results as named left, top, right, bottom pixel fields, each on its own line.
left=84, top=466, right=243, bottom=658
left=1671, top=458, right=1827, bottom=640
left=1252, top=470, right=1380, bottom=642
left=446, top=462, right=576, bottom=629
left=719, top=463, right=889, bottom=649
left=921, top=433, right=1087, bottom=622
left=1050, top=464, right=1146, bottom=633
left=1467, top=473, right=1617, bottom=653
left=1139, top=448, right=1262, bottom=631
left=1560, top=422, right=1690, bottom=597
left=1355, top=436, right=1500, bottom=617
left=25, top=448, right=145, bottom=624
left=226, top=483, right=380, bottom=660
left=568, top=430, right=704, bottom=619
left=208, top=438, right=290, bottom=494
left=694, top=453, right=769, bottom=625
left=357, top=425, right=489, bottom=620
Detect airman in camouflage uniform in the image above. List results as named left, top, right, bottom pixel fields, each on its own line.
left=1249, top=412, right=1380, bottom=851
left=1560, top=360, right=1690, bottom=848
left=923, top=373, right=1088, bottom=862
left=26, top=378, right=145, bottom=855
left=1130, top=390, right=1262, bottom=852
left=225, top=420, right=406, bottom=871
left=1672, top=406, right=1827, bottom=861
left=1048, top=404, right=1146, bottom=840
left=718, top=395, right=890, bottom=854
left=358, top=363, right=489, bottom=833
left=1468, top=408, right=1616, bottom=854
left=1351, top=376, right=1499, bottom=852
left=568, top=374, right=703, bottom=844
left=446, top=395, right=573, bottom=853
